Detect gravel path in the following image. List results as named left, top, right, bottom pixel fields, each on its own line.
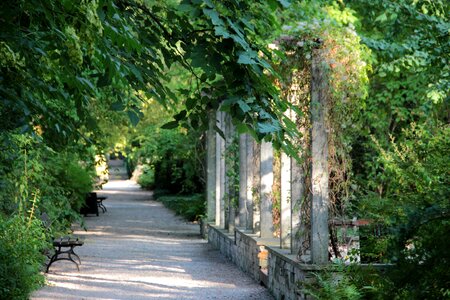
left=32, top=180, right=273, bottom=300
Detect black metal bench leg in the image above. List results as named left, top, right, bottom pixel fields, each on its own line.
left=46, top=250, right=59, bottom=273
left=69, top=247, right=82, bottom=265
left=46, top=245, right=81, bottom=272
left=97, top=201, right=107, bottom=213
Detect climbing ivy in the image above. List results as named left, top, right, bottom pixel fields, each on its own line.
left=276, top=1, right=371, bottom=220
left=224, top=132, right=240, bottom=209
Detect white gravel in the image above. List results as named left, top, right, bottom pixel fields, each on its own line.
left=32, top=180, right=273, bottom=300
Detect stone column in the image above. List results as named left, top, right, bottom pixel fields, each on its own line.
left=225, top=114, right=236, bottom=233
left=206, top=110, right=216, bottom=223
left=252, top=141, right=261, bottom=234
left=246, top=135, right=254, bottom=231
left=238, top=134, right=247, bottom=228
left=260, top=141, right=274, bottom=239
left=310, top=50, right=329, bottom=264
left=290, top=159, right=304, bottom=255
left=280, top=151, right=291, bottom=249
left=215, top=111, right=226, bottom=228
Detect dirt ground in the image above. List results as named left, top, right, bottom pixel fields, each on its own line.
left=32, top=180, right=273, bottom=300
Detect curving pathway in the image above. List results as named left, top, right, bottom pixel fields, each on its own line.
left=32, top=180, right=272, bottom=300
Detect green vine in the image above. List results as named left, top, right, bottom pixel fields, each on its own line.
left=275, top=5, right=371, bottom=259
left=223, top=132, right=240, bottom=209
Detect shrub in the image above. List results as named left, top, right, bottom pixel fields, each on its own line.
left=357, top=123, right=450, bottom=298
left=134, top=125, right=204, bottom=194
left=137, top=165, right=155, bottom=190
left=156, top=194, right=205, bottom=221
left=0, top=215, right=49, bottom=300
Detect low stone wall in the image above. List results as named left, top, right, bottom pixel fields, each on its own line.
left=207, top=224, right=321, bottom=300
left=207, top=225, right=236, bottom=262
left=266, top=247, right=321, bottom=300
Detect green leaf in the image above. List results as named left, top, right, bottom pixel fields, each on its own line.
left=203, top=8, right=224, bottom=26
left=189, top=44, right=208, bottom=68
left=76, top=76, right=96, bottom=94
left=237, top=52, right=257, bottom=65
left=278, top=0, right=290, bottom=8
left=110, top=102, right=125, bottom=111
left=258, top=121, right=280, bottom=133
left=237, top=100, right=251, bottom=113
left=236, top=123, right=250, bottom=134
left=214, top=26, right=231, bottom=38
left=127, top=110, right=140, bottom=127
left=128, top=65, right=143, bottom=82
left=186, top=97, right=196, bottom=110
left=267, top=0, right=278, bottom=10
left=161, top=121, right=179, bottom=129
left=97, top=73, right=111, bottom=88
left=213, top=125, right=225, bottom=139
left=174, top=110, right=187, bottom=121
left=375, top=13, right=388, bottom=23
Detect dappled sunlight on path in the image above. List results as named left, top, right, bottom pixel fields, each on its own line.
left=32, top=180, right=272, bottom=299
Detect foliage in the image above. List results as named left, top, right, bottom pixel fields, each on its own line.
left=345, top=0, right=449, bottom=191
left=301, top=263, right=393, bottom=300
left=157, top=194, right=205, bottom=222
left=358, top=123, right=450, bottom=298
left=280, top=1, right=449, bottom=298
left=276, top=0, right=371, bottom=226
left=0, top=132, right=95, bottom=230
left=302, top=266, right=362, bottom=300
left=126, top=92, right=204, bottom=194
left=0, top=215, right=49, bottom=300
left=0, top=0, right=448, bottom=298
left=137, top=165, right=155, bottom=190
left=0, top=0, right=297, bottom=153
left=134, top=123, right=204, bottom=194
left=223, top=132, right=240, bottom=209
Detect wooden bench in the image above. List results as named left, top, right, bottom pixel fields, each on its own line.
left=46, top=236, right=84, bottom=272
left=41, top=213, right=84, bottom=272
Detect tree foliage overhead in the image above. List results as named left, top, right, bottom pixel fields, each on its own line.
left=0, top=0, right=293, bottom=148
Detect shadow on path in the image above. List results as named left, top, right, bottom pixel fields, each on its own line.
left=32, top=180, right=272, bottom=300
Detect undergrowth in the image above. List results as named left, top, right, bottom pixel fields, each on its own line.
left=155, top=192, right=205, bottom=222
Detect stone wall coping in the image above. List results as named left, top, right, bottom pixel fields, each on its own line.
left=234, top=227, right=259, bottom=237
left=208, top=224, right=234, bottom=238
left=265, top=245, right=328, bottom=271
left=234, top=228, right=279, bottom=246
left=208, top=224, right=393, bottom=273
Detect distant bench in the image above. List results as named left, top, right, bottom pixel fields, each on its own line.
left=80, top=192, right=108, bottom=216
left=97, top=195, right=107, bottom=213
